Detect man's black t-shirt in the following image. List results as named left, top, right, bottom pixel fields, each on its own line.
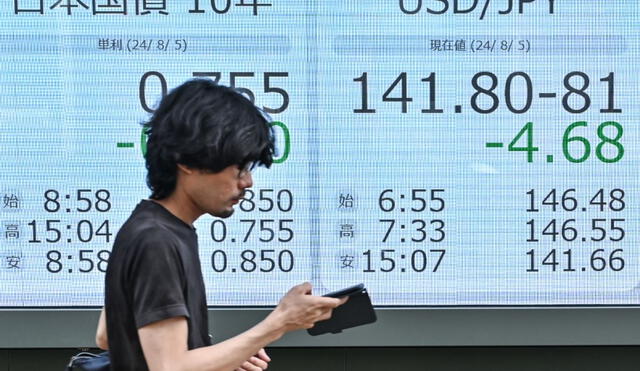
left=105, top=200, right=212, bottom=370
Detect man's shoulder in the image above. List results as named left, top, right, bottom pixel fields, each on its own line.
left=118, top=218, right=180, bottom=248
left=122, top=200, right=181, bottom=232
left=113, top=202, right=183, bottom=254
left=119, top=213, right=164, bottom=237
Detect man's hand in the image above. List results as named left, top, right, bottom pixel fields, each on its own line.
left=234, top=348, right=271, bottom=371
left=267, top=282, right=348, bottom=333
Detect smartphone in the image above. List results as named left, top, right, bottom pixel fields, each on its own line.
left=308, top=283, right=376, bottom=336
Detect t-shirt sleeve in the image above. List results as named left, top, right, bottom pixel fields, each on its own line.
left=128, top=232, right=190, bottom=328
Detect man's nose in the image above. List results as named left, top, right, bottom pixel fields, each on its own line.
left=240, top=172, right=253, bottom=188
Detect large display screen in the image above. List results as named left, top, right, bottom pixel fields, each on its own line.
left=1, top=1, right=638, bottom=307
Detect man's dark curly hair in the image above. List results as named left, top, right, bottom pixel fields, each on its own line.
left=143, top=79, right=275, bottom=200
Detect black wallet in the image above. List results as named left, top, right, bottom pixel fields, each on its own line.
left=307, top=283, right=377, bottom=336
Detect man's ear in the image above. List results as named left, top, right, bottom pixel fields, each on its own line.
left=176, top=163, right=194, bottom=175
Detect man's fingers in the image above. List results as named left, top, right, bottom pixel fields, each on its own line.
left=319, top=310, right=333, bottom=321
left=249, top=356, right=269, bottom=369
left=337, top=296, right=349, bottom=306
left=238, top=353, right=270, bottom=371
left=312, top=296, right=346, bottom=308
left=298, top=282, right=312, bottom=294
left=241, top=361, right=262, bottom=371
left=256, top=348, right=271, bottom=362
left=288, top=282, right=312, bottom=295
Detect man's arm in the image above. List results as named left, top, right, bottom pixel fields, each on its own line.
left=138, top=282, right=346, bottom=371
left=95, top=308, right=109, bottom=350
